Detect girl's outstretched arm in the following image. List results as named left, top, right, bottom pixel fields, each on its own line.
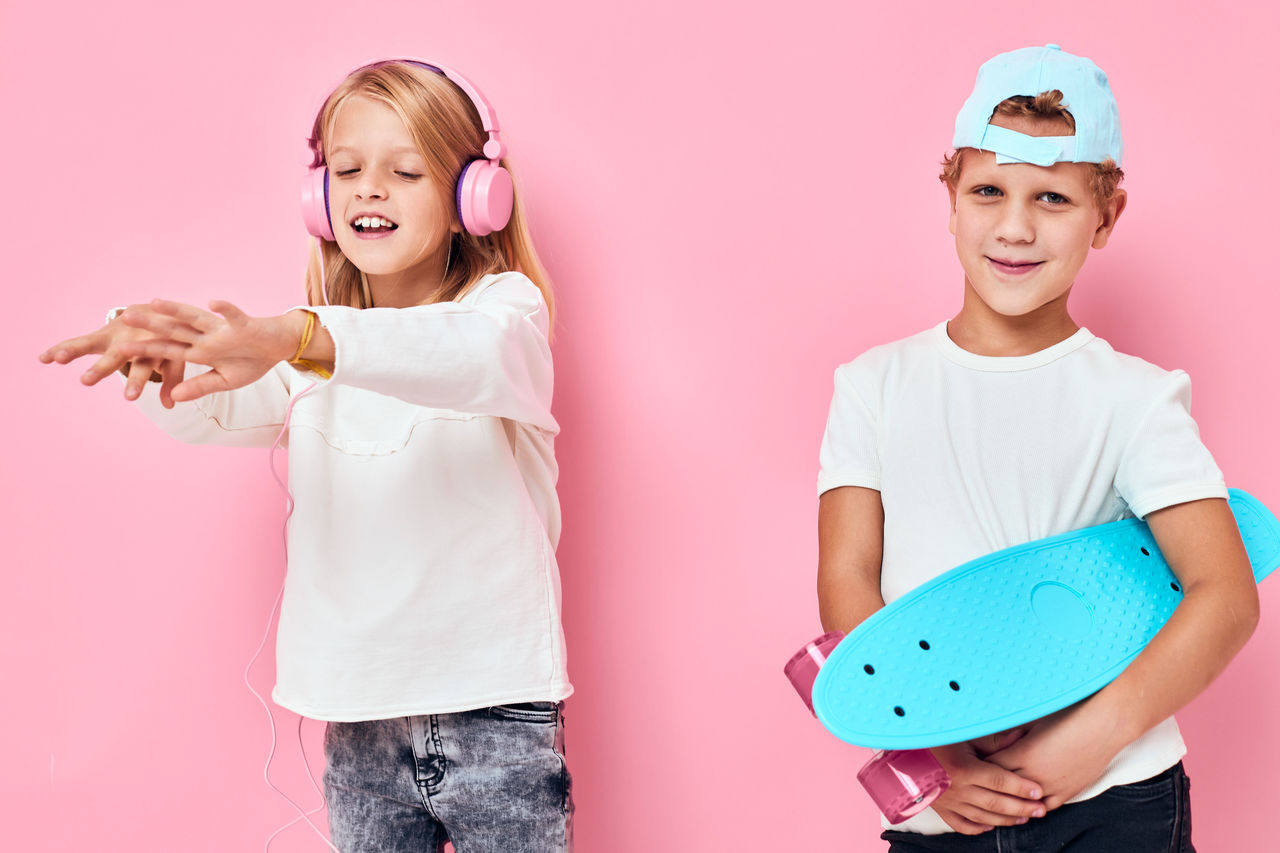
left=117, top=273, right=556, bottom=432
left=39, top=309, right=187, bottom=408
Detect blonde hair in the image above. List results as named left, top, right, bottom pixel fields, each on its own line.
left=304, top=61, right=552, bottom=320
left=939, top=90, right=1124, bottom=209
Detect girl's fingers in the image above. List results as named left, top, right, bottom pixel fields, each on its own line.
left=123, top=358, right=158, bottom=401
left=171, top=369, right=228, bottom=403
left=150, top=299, right=221, bottom=333
left=158, top=360, right=185, bottom=409
left=81, top=349, right=131, bottom=385
left=118, top=339, right=191, bottom=362
left=120, top=309, right=201, bottom=342
left=209, top=299, right=248, bottom=325
left=40, top=333, right=102, bottom=364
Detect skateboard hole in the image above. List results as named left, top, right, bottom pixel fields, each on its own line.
left=919, top=640, right=931, bottom=650
left=864, top=664, right=875, bottom=675
left=894, top=706, right=905, bottom=717
left=1170, top=582, right=1181, bottom=592
left=949, top=681, right=960, bottom=691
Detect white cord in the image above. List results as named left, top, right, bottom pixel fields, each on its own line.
left=240, top=378, right=339, bottom=853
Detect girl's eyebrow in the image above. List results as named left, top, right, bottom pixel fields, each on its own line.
left=328, top=145, right=423, bottom=157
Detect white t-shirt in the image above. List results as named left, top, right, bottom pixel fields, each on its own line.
left=135, top=272, right=571, bottom=720
left=818, top=321, right=1227, bottom=834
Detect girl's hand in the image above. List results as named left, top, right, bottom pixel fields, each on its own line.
left=984, top=701, right=1123, bottom=811
left=115, top=300, right=301, bottom=403
left=927, top=741, right=1046, bottom=834
left=39, top=308, right=187, bottom=408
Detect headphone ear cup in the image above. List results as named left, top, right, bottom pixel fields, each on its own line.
left=456, top=159, right=514, bottom=237
left=301, top=168, right=335, bottom=241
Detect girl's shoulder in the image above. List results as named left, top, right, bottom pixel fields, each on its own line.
left=458, top=270, right=541, bottom=306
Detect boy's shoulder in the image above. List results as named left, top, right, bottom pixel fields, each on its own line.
left=835, top=323, right=940, bottom=376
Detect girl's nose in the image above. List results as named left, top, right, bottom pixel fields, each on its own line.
left=354, top=172, right=386, bottom=200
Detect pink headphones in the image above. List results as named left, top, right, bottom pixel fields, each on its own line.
left=300, top=60, right=515, bottom=240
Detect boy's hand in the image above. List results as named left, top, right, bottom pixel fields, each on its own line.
left=39, top=308, right=186, bottom=408
left=927, top=741, right=1046, bottom=834
left=985, top=699, right=1122, bottom=811
left=114, top=300, right=300, bottom=403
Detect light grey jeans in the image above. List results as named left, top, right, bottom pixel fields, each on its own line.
left=323, top=702, right=573, bottom=852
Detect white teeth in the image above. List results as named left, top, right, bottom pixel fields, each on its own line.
left=352, top=216, right=396, bottom=231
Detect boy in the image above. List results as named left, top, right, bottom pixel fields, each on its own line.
left=816, top=45, right=1258, bottom=851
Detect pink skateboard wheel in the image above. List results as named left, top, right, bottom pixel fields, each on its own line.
left=857, top=749, right=950, bottom=823
left=786, top=631, right=951, bottom=822
left=784, top=632, right=845, bottom=714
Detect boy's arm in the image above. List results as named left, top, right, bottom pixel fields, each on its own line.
left=987, top=496, right=1260, bottom=810
left=817, top=486, right=886, bottom=632
left=818, top=486, right=1045, bottom=835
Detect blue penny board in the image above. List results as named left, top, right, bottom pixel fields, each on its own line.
left=813, top=489, right=1280, bottom=749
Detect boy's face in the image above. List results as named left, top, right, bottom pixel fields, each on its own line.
left=947, top=117, right=1125, bottom=321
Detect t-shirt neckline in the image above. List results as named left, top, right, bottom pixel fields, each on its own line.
left=930, top=320, right=1095, bottom=372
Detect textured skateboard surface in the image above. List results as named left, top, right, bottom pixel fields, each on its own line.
left=813, top=489, right=1280, bottom=749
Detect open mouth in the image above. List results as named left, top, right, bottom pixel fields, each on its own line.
left=351, top=215, right=398, bottom=234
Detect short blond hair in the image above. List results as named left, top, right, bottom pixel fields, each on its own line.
left=940, top=90, right=1124, bottom=209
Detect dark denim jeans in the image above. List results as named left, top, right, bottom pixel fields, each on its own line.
left=882, top=762, right=1193, bottom=853
left=324, top=702, right=573, bottom=852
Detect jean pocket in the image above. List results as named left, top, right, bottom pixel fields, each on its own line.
left=489, top=701, right=560, bottom=723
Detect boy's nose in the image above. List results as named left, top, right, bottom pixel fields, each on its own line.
left=995, top=204, right=1035, bottom=243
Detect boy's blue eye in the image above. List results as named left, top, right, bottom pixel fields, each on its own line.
left=974, top=186, right=1002, bottom=197
left=1040, top=192, right=1069, bottom=205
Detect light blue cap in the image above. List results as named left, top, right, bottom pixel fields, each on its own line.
left=953, top=44, right=1123, bottom=167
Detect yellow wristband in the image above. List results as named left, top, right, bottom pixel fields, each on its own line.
left=287, top=311, right=331, bottom=379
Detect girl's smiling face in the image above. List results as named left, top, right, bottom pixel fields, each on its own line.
left=326, top=94, right=458, bottom=305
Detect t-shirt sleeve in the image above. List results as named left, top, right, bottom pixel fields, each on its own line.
left=1114, top=370, right=1227, bottom=519
left=817, top=361, right=882, bottom=497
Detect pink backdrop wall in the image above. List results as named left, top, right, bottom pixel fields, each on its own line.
left=5, top=1, right=1278, bottom=850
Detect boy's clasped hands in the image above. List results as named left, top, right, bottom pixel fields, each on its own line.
left=40, top=300, right=314, bottom=408
left=930, top=695, right=1124, bottom=834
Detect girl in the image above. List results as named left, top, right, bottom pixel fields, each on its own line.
left=39, top=59, right=573, bottom=852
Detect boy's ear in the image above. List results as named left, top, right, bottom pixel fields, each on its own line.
left=1091, top=188, right=1127, bottom=249
left=947, top=184, right=958, bottom=236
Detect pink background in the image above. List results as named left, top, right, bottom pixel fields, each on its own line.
left=5, top=1, right=1278, bottom=850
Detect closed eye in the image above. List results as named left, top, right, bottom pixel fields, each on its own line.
left=395, top=171, right=423, bottom=180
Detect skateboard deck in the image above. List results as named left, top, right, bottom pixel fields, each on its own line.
left=812, top=489, right=1280, bottom=749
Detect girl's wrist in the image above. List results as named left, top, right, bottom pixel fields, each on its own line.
left=282, top=309, right=312, bottom=362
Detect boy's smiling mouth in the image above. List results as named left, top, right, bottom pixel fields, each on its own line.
left=351, top=214, right=399, bottom=235
left=987, top=257, right=1044, bottom=275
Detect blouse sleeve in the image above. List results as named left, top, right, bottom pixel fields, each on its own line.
left=817, top=359, right=882, bottom=497
left=308, top=272, right=557, bottom=434
left=1114, top=370, right=1227, bottom=519
left=130, top=363, right=294, bottom=448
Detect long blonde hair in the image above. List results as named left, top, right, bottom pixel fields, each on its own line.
left=304, top=61, right=552, bottom=319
